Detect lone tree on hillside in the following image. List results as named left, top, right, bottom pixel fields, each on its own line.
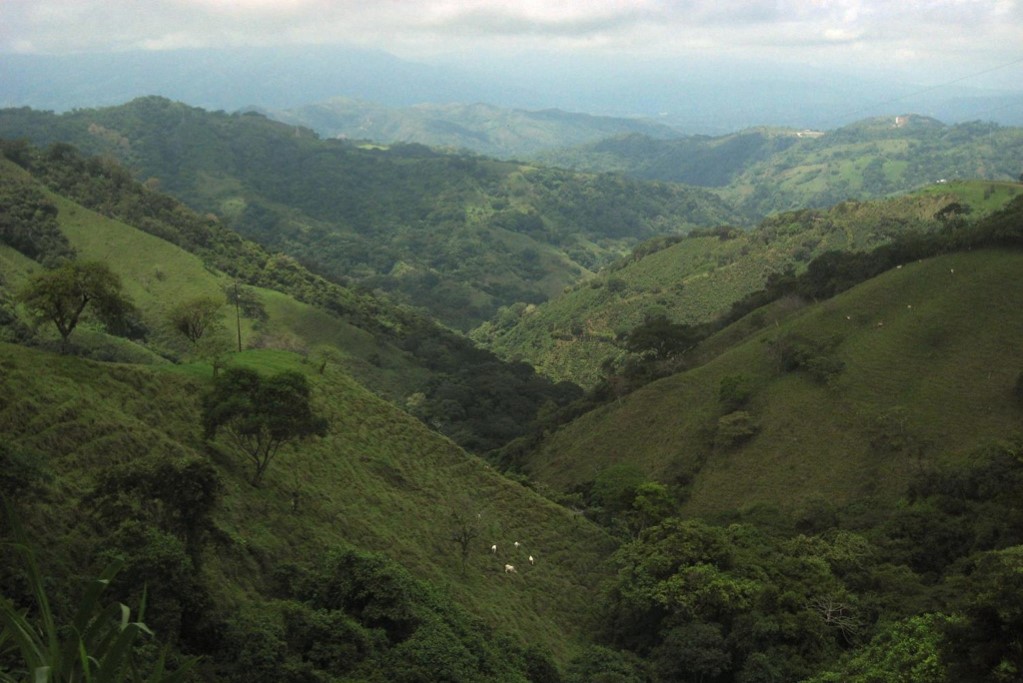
left=202, top=367, right=328, bottom=486
left=169, top=296, right=224, bottom=348
left=17, top=260, right=132, bottom=353
left=624, top=315, right=700, bottom=360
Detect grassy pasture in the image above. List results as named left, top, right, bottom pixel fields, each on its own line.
left=523, top=249, right=1023, bottom=517
left=0, top=340, right=616, bottom=663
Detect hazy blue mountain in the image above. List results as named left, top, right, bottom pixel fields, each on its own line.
left=0, top=45, right=512, bottom=112
left=3, top=45, right=1021, bottom=135
left=259, top=99, right=684, bottom=158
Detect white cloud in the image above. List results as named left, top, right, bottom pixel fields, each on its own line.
left=1, top=0, right=1020, bottom=88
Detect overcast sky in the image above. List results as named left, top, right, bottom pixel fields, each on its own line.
left=2, top=0, right=1022, bottom=90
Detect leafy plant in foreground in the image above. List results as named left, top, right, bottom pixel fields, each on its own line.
left=0, top=505, right=194, bottom=683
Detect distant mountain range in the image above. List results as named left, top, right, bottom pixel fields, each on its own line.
left=3, top=45, right=1023, bottom=134
left=257, top=99, right=681, bottom=159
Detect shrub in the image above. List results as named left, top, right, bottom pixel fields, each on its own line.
left=715, top=411, right=760, bottom=449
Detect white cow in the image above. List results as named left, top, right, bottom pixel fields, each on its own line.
left=504, top=564, right=517, bottom=573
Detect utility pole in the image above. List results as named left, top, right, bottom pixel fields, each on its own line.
left=233, top=281, right=242, bottom=352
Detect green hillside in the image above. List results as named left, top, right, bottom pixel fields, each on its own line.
left=519, top=247, right=1023, bottom=516
left=0, top=341, right=616, bottom=676
left=537, top=115, right=1023, bottom=220
left=4, top=100, right=1023, bottom=682
left=474, top=182, right=1022, bottom=386
left=0, top=98, right=742, bottom=329
left=0, top=155, right=618, bottom=678
left=0, top=145, right=592, bottom=455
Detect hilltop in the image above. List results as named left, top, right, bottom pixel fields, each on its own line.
left=536, top=115, right=1023, bottom=219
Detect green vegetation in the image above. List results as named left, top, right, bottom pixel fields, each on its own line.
left=202, top=367, right=329, bottom=485
left=475, top=188, right=1014, bottom=386
left=538, top=116, right=1023, bottom=220
left=1, top=504, right=196, bottom=683
left=3, top=98, right=1023, bottom=681
left=18, top=260, right=135, bottom=353
left=0, top=98, right=742, bottom=329
left=0, top=145, right=583, bottom=457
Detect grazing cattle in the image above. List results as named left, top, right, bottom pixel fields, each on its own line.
left=491, top=544, right=497, bottom=554
left=528, top=555, right=535, bottom=565
left=514, top=541, right=521, bottom=549
left=504, top=564, right=516, bottom=573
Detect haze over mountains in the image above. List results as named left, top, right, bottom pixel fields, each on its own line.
left=3, top=45, right=1023, bottom=135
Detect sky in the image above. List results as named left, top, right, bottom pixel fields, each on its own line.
left=2, top=0, right=1022, bottom=91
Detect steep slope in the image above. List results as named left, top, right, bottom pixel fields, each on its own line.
left=474, top=183, right=1022, bottom=386
left=0, top=342, right=615, bottom=669
left=519, top=247, right=1023, bottom=517
left=0, top=98, right=743, bottom=329
left=0, top=157, right=619, bottom=670
left=0, top=148, right=589, bottom=455
left=264, top=99, right=684, bottom=159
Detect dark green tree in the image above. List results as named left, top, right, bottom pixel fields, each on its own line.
left=17, top=260, right=133, bottom=352
left=202, top=367, right=328, bottom=485
left=624, top=315, right=699, bottom=360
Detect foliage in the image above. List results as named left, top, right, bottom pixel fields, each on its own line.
left=17, top=260, right=134, bottom=352
left=0, top=175, right=75, bottom=266
left=168, top=296, right=224, bottom=348
left=942, top=546, right=1023, bottom=681
left=89, top=456, right=223, bottom=566
left=220, top=546, right=552, bottom=682
left=538, top=118, right=1023, bottom=221
left=805, top=614, right=953, bottom=683
left=0, top=99, right=743, bottom=330
left=0, top=443, right=48, bottom=501
left=2, top=139, right=586, bottom=457
left=715, top=410, right=760, bottom=449
left=202, top=367, right=328, bottom=485
left=475, top=188, right=984, bottom=388
left=0, top=506, right=195, bottom=683
left=718, top=374, right=753, bottom=413
left=624, top=315, right=700, bottom=360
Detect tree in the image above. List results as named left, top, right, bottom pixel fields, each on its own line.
left=17, top=260, right=133, bottom=353
left=168, top=296, right=223, bottom=348
left=448, top=503, right=486, bottom=575
left=624, top=315, right=699, bottom=360
left=202, top=367, right=328, bottom=485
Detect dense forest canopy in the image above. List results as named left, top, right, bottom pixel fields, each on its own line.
left=0, top=98, right=741, bottom=330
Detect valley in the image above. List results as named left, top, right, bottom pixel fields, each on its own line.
left=2, top=96, right=1023, bottom=682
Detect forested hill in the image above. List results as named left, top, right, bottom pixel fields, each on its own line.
left=474, top=181, right=1022, bottom=387
left=0, top=142, right=586, bottom=456
left=0, top=97, right=742, bottom=329
left=536, top=114, right=1023, bottom=220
